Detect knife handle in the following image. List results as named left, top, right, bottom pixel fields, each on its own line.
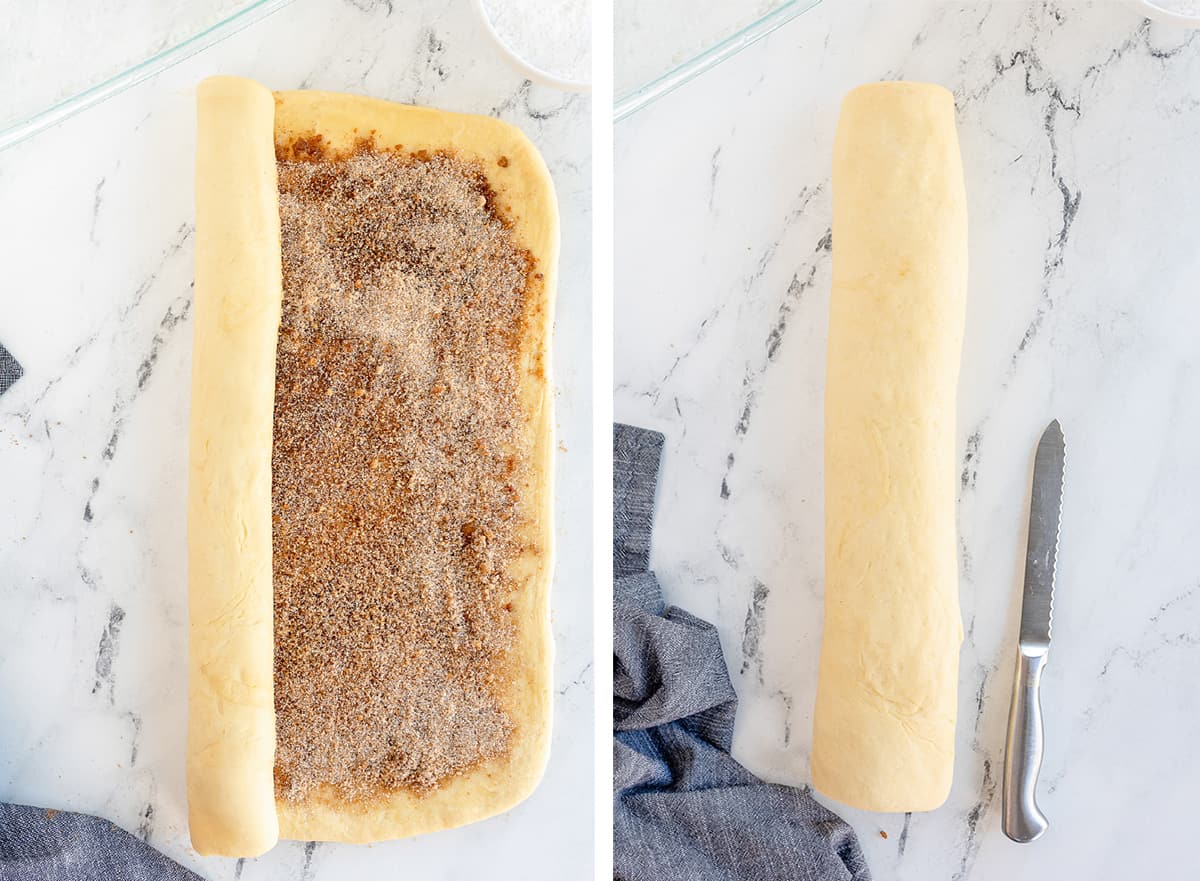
left=1002, top=649, right=1049, bottom=843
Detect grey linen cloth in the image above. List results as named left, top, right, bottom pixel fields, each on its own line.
left=0, top=343, right=22, bottom=396
left=0, top=803, right=202, bottom=881
left=614, top=423, right=870, bottom=881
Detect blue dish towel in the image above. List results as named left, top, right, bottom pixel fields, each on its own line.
left=613, top=423, right=870, bottom=881
left=0, top=343, right=22, bottom=396
left=0, top=803, right=202, bottom=881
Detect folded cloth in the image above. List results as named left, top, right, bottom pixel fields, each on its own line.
left=0, top=803, right=202, bottom=881
left=0, top=343, right=22, bottom=396
left=613, top=423, right=870, bottom=881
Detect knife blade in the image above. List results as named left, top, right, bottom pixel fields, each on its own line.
left=1019, top=419, right=1064, bottom=651
left=1002, top=419, right=1065, bottom=844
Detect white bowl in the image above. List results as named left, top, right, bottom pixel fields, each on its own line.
left=473, top=0, right=591, bottom=93
left=1136, top=0, right=1200, bottom=28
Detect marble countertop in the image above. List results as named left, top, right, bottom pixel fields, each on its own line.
left=616, top=2, right=1200, bottom=878
left=0, top=0, right=592, bottom=878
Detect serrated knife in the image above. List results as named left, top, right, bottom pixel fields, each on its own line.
left=1002, top=419, right=1065, bottom=843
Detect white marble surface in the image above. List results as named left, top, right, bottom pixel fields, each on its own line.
left=616, top=2, right=1200, bottom=878
left=0, top=0, right=592, bottom=878
left=614, top=0, right=790, bottom=97
left=1, top=0, right=251, bottom=130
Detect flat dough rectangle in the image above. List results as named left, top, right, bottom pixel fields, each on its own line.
left=811, top=81, right=967, bottom=814
left=187, top=77, right=557, bottom=856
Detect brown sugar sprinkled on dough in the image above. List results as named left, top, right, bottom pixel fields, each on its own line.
left=277, top=134, right=327, bottom=163
left=271, top=142, right=535, bottom=804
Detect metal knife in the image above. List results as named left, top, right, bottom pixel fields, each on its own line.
left=1002, top=419, right=1065, bottom=843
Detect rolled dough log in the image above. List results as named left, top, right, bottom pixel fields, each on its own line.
left=187, top=77, right=282, bottom=857
left=811, top=82, right=968, bottom=813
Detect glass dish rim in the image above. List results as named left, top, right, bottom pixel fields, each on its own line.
left=614, top=0, right=824, bottom=122
left=0, top=0, right=294, bottom=152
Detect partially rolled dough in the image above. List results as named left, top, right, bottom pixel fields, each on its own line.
left=188, top=77, right=282, bottom=858
left=187, top=77, right=557, bottom=856
left=811, top=82, right=968, bottom=814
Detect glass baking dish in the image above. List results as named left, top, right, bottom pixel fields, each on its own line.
left=615, top=0, right=823, bottom=121
left=0, top=0, right=292, bottom=151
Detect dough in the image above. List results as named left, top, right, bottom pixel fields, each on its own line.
left=811, top=82, right=967, bottom=813
left=270, top=89, right=558, bottom=844
left=188, top=77, right=282, bottom=857
left=187, top=79, right=557, bottom=855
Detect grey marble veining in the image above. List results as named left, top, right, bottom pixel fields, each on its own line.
left=617, top=2, right=1200, bottom=878
left=0, top=0, right=592, bottom=878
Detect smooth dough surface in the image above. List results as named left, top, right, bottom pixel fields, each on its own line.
left=188, top=76, right=282, bottom=857
left=269, top=89, right=558, bottom=844
left=187, top=79, right=557, bottom=855
left=812, top=82, right=967, bottom=813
